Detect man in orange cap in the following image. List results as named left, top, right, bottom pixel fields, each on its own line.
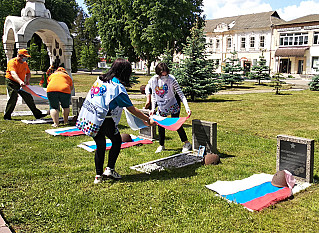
left=4, top=49, right=47, bottom=120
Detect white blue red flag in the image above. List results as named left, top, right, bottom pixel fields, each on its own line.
left=21, top=85, right=48, bottom=100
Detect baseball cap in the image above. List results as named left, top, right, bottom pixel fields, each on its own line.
left=18, top=49, right=31, bottom=57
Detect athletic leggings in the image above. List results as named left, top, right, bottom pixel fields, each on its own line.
left=158, top=111, right=188, bottom=146
left=93, top=117, right=122, bottom=175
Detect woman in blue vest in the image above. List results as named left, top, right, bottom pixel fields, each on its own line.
left=77, top=58, right=154, bottom=184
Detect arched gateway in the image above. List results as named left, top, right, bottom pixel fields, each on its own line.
left=2, top=0, right=73, bottom=78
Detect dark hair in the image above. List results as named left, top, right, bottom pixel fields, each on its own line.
left=99, top=58, right=132, bottom=86
left=155, top=62, right=170, bottom=76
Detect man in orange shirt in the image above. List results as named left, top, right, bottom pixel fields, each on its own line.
left=4, top=49, right=47, bottom=120
left=47, top=67, right=74, bottom=127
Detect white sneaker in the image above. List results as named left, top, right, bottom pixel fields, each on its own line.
left=155, top=145, right=165, bottom=153
left=182, top=142, right=192, bottom=153
left=103, top=167, right=122, bottom=179
left=94, top=175, right=103, bottom=184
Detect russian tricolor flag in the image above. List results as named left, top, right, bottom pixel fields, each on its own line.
left=21, top=85, right=48, bottom=100
left=151, top=115, right=190, bottom=131
left=206, top=173, right=293, bottom=211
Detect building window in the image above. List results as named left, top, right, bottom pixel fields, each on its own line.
left=280, top=33, right=308, bottom=46
left=260, top=36, right=265, bottom=47
left=216, top=39, right=220, bottom=49
left=241, top=37, right=246, bottom=49
left=227, top=38, right=232, bottom=48
left=312, top=57, right=319, bottom=70
left=314, top=32, right=319, bottom=45
left=250, top=37, right=255, bottom=48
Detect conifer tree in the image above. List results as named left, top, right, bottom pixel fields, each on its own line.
left=221, top=51, right=244, bottom=87
left=173, top=23, right=219, bottom=101
left=249, top=52, right=270, bottom=84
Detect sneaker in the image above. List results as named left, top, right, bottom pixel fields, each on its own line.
left=182, top=142, right=192, bottom=153
left=103, top=167, right=122, bottom=180
left=155, top=145, right=165, bottom=153
left=51, top=124, right=58, bottom=127
left=94, top=175, right=103, bottom=184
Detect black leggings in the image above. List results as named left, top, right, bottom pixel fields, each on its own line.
left=93, top=118, right=122, bottom=175
left=158, top=111, right=188, bottom=146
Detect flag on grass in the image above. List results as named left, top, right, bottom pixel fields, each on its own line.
left=206, top=173, right=293, bottom=211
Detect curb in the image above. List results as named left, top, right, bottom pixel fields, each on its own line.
left=0, top=214, right=11, bottom=233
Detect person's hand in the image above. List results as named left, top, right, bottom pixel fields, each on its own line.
left=149, top=118, right=155, bottom=126
left=187, top=110, right=192, bottom=117
left=19, top=81, right=26, bottom=87
left=149, top=110, right=155, bottom=116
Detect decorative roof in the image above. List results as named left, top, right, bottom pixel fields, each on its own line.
left=204, top=11, right=285, bottom=33
left=278, top=14, right=319, bottom=25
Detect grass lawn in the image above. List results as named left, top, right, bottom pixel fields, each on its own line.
left=0, top=74, right=318, bottom=232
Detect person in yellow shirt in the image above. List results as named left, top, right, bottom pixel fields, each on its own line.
left=46, top=67, right=74, bottom=127
left=4, top=49, right=47, bottom=120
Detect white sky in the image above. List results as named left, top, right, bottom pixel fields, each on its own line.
left=202, top=0, right=319, bottom=21
left=76, top=0, right=319, bottom=22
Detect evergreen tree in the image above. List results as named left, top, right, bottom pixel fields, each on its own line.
left=221, top=51, right=244, bottom=87
left=248, top=53, right=270, bottom=84
left=173, top=23, right=219, bottom=101
left=309, top=75, right=319, bottom=91
left=28, top=37, right=41, bottom=74
left=161, top=44, right=174, bottom=70
left=270, top=72, right=286, bottom=95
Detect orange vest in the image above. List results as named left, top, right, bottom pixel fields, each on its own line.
left=47, top=71, right=73, bottom=94
left=5, top=58, right=30, bottom=82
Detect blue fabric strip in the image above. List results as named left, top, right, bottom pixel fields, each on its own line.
left=222, top=182, right=283, bottom=204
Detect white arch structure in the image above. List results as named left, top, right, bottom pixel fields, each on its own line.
left=2, top=0, right=73, bottom=78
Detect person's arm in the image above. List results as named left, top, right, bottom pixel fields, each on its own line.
left=126, top=106, right=155, bottom=126
left=25, top=73, right=31, bottom=85
left=10, top=71, right=25, bottom=86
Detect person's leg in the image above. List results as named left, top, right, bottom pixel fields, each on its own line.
left=4, top=79, right=19, bottom=119
left=47, top=92, right=60, bottom=126
left=106, top=131, right=122, bottom=169
left=59, top=93, right=71, bottom=124
left=18, top=89, right=43, bottom=118
left=171, top=112, right=188, bottom=143
left=158, top=125, right=165, bottom=146
left=50, top=109, right=59, bottom=127
left=93, top=128, right=107, bottom=176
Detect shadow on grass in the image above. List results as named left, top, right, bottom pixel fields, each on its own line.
left=122, top=163, right=202, bottom=182
left=191, top=99, right=241, bottom=103
left=216, top=151, right=236, bottom=159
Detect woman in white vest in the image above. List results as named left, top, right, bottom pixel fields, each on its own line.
left=149, top=62, right=192, bottom=153
left=76, top=58, right=154, bottom=184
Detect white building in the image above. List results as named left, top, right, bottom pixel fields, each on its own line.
left=204, top=11, right=284, bottom=73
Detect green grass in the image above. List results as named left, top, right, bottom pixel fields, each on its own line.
left=0, top=75, right=318, bottom=232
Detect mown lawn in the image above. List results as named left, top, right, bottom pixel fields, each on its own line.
left=0, top=74, right=318, bottom=232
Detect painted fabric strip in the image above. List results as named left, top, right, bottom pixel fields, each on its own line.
left=124, top=108, right=147, bottom=130
left=78, top=137, right=152, bottom=152
left=223, top=182, right=283, bottom=203
left=242, top=187, right=291, bottom=211
left=21, top=85, right=48, bottom=100
left=151, top=115, right=189, bottom=131
left=206, top=173, right=292, bottom=211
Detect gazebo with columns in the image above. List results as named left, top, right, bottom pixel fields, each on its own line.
left=2, top=0, right=73, bottom=78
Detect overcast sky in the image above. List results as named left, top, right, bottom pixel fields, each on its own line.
left=202, top=0, right=319, bottom=21
left=76, top=0, right=319, bottom=21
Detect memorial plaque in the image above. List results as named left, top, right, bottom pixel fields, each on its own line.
left=192, top=119, right=217, bottom=154
left=277, top=135, right=314, bottom=183
left=71, top=96, right=85, bottom=116
left=138, top=109, right=157, bottom=140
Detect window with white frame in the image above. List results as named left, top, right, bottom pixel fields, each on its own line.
left=241, top=37, right=246, bottom=49
left=216, top=39, right=220, bottom=49
left=279, top=33, right=308, bottom=46
left=314, top=32, right=319, bottom=45
left=227, top=37, right=232, bottom=48
left=260, top=36, right=265, bottom=48
left=250, top=37, right=255, bottom=48
left=312, top=57, right=319, bottom=70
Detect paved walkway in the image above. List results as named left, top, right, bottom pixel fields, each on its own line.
left=0, top=215, right=11, bottom=233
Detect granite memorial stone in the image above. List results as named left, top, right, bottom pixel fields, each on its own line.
left=192, top=119, right=217, bottom=154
